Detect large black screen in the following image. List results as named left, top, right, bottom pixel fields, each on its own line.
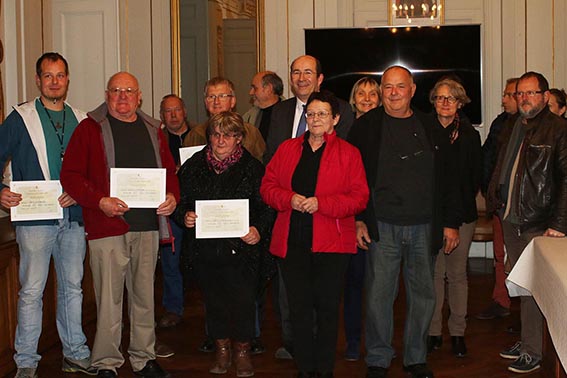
left=305, top=25, right=482, bottom=124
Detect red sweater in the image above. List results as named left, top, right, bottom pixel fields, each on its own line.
left=260, top=132, right=368, bottom=257
left=60, top=105, right=180, bottom=240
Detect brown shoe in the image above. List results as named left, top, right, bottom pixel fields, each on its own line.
left=157, top=312, right=183, bottom=328
left=210, top=338, right=231, bottom=374
left=234, top=341, right=254, bottom=377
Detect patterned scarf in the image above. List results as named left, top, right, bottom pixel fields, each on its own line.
left=206, top=143, right=243, bottom=173
left=449, top=112, right=460, bottom=144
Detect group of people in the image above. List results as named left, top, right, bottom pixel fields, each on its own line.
left=1, top=50, right=566, bottom=378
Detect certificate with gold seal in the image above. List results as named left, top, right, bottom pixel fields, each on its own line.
left=110, top=168, right=166, bottom=208
left=195, top=199, right=249, bottom=239
left=10, top=180, right=63, bottom=221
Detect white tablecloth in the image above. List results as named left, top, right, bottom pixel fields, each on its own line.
left=506, top=236, right=567, bottom=370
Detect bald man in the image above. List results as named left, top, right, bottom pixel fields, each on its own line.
left=61, top=72, right=179, bottom=378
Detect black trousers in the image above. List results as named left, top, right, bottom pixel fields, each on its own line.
left=280, top=244, right=350, bottom=373
left=197, top=262, right=256, bottom=341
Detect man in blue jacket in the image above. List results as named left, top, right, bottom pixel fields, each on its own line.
left=0, top=52, right=95, bottom=378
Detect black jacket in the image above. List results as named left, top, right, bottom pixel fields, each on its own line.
left=173, top=148, right=275, bottom=278
left=348, top=106, right=461, bottom=252
left=436, top=114, right=482, bottom=224
left=487, top=107, right=567, bottom=233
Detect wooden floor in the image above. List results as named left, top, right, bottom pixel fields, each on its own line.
left=4, top=258, right=550, bottom=378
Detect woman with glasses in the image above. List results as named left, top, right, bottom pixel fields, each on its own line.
left=261, top=90, right=368, bottom=378
left=173, top=111, right=274, bottom=377
left=548, top=88, right=567, bottom=117
left=427, top=78, right=482, bottom=358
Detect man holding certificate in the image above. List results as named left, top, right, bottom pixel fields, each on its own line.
left=60, top=72, right=179, bottom=378
left=0, top=52, right=96, bottom=378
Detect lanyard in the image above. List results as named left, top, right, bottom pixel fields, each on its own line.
left=40, top=99, right=66, bottom=160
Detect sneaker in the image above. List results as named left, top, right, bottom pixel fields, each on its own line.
left=274, top=346, right=293, bottom=359
left=475, top=301, right=511, bottom=320
left=14, top=368, right=38, bottom=378
left=62, top=357, right=98, bottom=375
left=155, top=341, right=175, bottom=358
left=500, top=341, right=522, bottom=359
left=157, top=312, right=182, bottom=328
left=345, top=342, right=360, bottom=361
left=366, top=366, right=387, bottom=378
left=134, top=360, right=170, bottom=378
left=250, top=337, right=266, bottom=355
left=508, top=353, right=541, bottom=373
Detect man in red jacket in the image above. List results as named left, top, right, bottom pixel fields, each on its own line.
left=60, top=72, right=179, bottom=378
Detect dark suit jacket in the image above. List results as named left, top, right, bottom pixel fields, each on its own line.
left=264, top=96, right=354, bottom=163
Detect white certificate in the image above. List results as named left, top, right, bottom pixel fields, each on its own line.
left=110, top=168, right=166, bottom=208
left=195, top=199, right=249, bottom=239
left=179, top=145, right=205, bottom=166
left=10, top=180, right=63, bottom=221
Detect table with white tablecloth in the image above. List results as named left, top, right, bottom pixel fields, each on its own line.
left=506, top=236, right=567, bottom=374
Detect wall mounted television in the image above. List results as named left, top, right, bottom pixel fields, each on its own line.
left=305, top=25, right=482, bottom=124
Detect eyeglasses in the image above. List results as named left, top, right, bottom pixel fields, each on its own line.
left=291, top=69, right=316, bottom=78
left=502, top=91, right=516, bottom=98
left=434, top=95, right=458, bottom=104
left=516, top=90, right=543, bottom=98
left=107, top=87, right=139, bottom=97
left=205, top=94, right=234, bottom=102
left=305, top=111, right=331, bottom=119
left=210, top=132, right=239, bottom=140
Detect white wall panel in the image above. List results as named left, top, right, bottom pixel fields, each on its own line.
left=526, top=0, right=553, bottom=80
left=51, top=0, right=119, bottom=111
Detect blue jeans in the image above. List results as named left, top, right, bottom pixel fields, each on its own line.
left=160, top=220, right=184, bottom=315
left=14, top=216, right=90, bottom=368
left=365, top=221, right=435, bottom=368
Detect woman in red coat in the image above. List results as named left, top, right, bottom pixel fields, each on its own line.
left=260, top=91, right=369, bottom=378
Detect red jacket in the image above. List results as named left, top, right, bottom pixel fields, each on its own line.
left=260, top=131, right=368, bottom=257
left=60, top=104, right=180, bottom=240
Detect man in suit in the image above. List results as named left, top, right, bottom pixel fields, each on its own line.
left=264, top=55, right=354, bottom=163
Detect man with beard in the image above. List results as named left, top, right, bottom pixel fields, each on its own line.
left=487, top=71, right=567, bottom=374
left=243, top=71, right=284, bottom=141
left=0, top=52, right=96, bottom=378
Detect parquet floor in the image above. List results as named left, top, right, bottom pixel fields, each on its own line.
left=3, top=258, right=549, bottom=378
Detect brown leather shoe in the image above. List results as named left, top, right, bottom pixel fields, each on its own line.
left=234, top=341, right=254, bottom=377
left=210, top=338, right=231, bottom=374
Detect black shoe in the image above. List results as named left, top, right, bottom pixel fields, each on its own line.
left=403, top=364, right=434, bottom=378
left=475, top=301, right=511, bottom=320
left=297, top=372, right=316, bottom=378
left=198, top=337, right=215, bottom=353
left=451, top=336, right=467, bottom=357
left=427, top=335, right=442, bottom=353
left=133, top=360, right=170, bottom=378
left=506, top=322, right=521, bottom=334
left=97, top=370, right=117, bottom=378
left=366, top=366, right=387, bottom=378
left=250, top=337, right=266, bottom=355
